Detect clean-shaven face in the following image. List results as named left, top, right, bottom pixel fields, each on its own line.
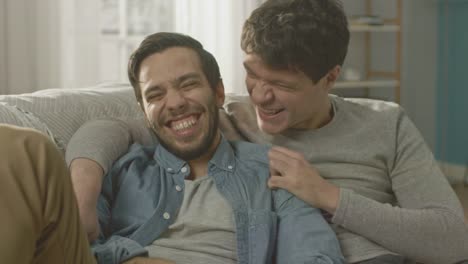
left=243, top=53, right=333, bottom=134
left=138, top=47, right=223, bottom=160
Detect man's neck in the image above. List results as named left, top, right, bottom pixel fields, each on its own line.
left=186, top=132, right=221, bottom=180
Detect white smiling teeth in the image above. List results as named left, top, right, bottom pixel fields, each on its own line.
left=263, top=109, right=281, bottom=115
left=172, top=117, right=197, bottom=131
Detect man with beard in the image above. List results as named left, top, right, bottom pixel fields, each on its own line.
left=91, top=32, right=344, bottom=264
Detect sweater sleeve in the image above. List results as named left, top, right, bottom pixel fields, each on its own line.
left=65, top=117, right=154, bottom=174
left=332, top=111, right=468, bottom=264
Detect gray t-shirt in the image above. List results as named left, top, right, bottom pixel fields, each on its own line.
left=146, top=176, right=237, bottom=264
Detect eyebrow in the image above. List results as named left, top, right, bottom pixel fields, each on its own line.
left=173, top=72, right=201, bottom=86
left=143, top=72, right=202, bottom=98
left=143, top=84, right=163, bottom=98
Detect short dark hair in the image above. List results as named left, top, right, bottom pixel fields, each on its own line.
left=128, top=32, right=221, bottom=105
left=241, top=0, right=350, bottom=83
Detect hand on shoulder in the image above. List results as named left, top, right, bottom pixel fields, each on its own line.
left=267, top=146, right=340, bottom=214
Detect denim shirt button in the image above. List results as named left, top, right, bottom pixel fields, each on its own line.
left=167, top=168, right=173, bottom=172
left=175, top=185, right=182, bottom=192
left=163, top=212, right=170, bottom=220
left=181, top=166, right=187, bottom=173
left=228, top=165, right=233, bottom=170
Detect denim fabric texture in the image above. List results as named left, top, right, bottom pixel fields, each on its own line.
left=92, top=136, right=344, bottom=264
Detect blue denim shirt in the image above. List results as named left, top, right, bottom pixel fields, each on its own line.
left=92, top=136, right=344, bottom=264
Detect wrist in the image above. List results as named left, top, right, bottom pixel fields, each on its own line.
left=320, top=184, right=340, bottom=214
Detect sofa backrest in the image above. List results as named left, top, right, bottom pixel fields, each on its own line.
left=0, top=83, right=143, bottom=152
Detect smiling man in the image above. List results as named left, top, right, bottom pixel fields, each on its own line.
left=90, top=32, right=343, bottom=264
left=242, top=54, right=334, bottom=135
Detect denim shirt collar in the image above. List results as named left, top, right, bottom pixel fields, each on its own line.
left=153, top=134, right=236, bottom=174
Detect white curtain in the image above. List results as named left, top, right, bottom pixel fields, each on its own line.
left=0, top=0, right=264, bottom=95
left=175, top=0, right=264, bottom=94
left=60, top=0, right=101, bottom=89
left=0, top=0, right=63, bottom=94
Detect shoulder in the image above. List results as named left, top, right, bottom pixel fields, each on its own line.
left=226, top=141, right=309, bottom=209
left=226, top=140, right=272, bottom=186
left=337, top=95, right=403, bottom=116
left=223, top=94, right=258, bottom=126
left=332, top=95, right=407, bottom=128
left=224, top=94, right=251, bottom=108
left=109, top=143, right=157, bottom=174
left=229, top=140, right=270, bottom=165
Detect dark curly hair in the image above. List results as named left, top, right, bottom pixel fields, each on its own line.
left=241, top=0, right=349, bottom=83
left=128, top=32, right=221, bottom=106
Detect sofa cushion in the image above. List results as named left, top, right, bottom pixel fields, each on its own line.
left=0, top=83, right=143, bottom=152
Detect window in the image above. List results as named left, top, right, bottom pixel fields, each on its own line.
left=59, top=0, right=263, bottom=93
left=99, top=0, right=174, bottom=83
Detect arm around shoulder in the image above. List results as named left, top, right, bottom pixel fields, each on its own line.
left=66, top=118, right=153, bottom=173
left=66, top=117, right=153, bottom=241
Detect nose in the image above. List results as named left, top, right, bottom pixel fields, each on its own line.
left=250, top=80, right=274, bottom=105
left=166, top=90, right=187, bottom=113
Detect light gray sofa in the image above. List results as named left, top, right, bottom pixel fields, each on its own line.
left=0, top=83, right=144, bottom=153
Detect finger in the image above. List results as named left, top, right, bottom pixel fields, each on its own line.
left=271, top=146, right=305, bottom=160
left=269, top=153, right=289, bottom=176
left=269, top=148, right=304, bottom=175
left=269, top=148, right=294, bottom=165
left=269, top=147, right=301, bottom=165
left=267, top=176, right=291, bottom=190
left=269, top=165, right=280, bottom=178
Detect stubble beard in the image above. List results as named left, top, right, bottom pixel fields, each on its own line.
left=150, top=99, right=220, bottom=161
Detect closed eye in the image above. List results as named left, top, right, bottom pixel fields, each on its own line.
left=146, top=92, right=164, bottom=101
left=181, top=81, right=199, bottom=90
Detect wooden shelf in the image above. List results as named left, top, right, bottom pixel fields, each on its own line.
left=335, top=80, right=400, bottom=89
left=349, top=24, right=400, bottom=32
left=342, top=0, right=402, bottom=102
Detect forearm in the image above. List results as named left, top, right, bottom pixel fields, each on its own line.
left=66, top=118, right=152, bottom=174
left=70, top=158, right=105, bottom=241
left=333, top=188, right=468, bottom=264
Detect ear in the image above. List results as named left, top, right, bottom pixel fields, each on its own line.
left=325, top=65, right=341, bottom=90
left=214, top=79, right=225, bottom=108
